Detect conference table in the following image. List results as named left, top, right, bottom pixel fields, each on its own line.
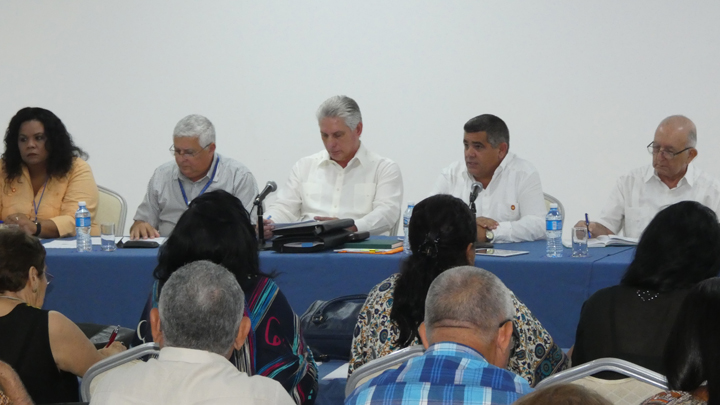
left=43, top=239, right=634, bottom=349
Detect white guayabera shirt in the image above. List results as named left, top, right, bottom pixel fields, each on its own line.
left=266, top=143, right=403, bottom=236
left=431, top=153, right=547, bottom=243
left=597, top=163, right=720, bottom=238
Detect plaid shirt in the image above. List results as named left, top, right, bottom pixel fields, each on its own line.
left=346, top=342, right=533, bottom=405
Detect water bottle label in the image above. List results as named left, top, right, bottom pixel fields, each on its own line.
left=76, top=217, right=91, bottom=227
left=403, top=217, right=411, bottom=227
left=546, top=220, right=562, bottom=231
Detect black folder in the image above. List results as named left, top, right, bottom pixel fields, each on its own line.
left=272, top=218, right=355, bottom=236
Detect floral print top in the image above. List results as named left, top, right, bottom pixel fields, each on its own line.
left=348, top=273, right=570, bottom=387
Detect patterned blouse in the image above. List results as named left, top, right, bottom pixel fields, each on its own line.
left=348, top=273, right=569, bottom=387
left=641, top=391, right=707, bottom=405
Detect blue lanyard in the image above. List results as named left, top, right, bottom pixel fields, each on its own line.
left=33, top=179, right=48, bottom=221
left=178, top=156, right=220, bottom=206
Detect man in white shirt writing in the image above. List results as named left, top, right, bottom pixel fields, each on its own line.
left=431, top=114, right=546, bottom=243
left=263, top=95, right=403, bottom=236
left=580, top=115, right=720, bottom=238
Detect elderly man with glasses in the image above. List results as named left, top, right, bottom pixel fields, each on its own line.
left=130, top=115, right=258, bottom=239
left=580, top=115, right=720, bottom=238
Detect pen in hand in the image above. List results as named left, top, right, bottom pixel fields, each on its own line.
left=105, top=325, right=120, bottom=348
left=585, top=213, right=592, bottom=238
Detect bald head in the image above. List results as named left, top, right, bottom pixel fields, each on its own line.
left=657, top=115, right=696, bottom=148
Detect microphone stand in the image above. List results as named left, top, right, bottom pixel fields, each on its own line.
left=255, top=200, right=266, bottom=251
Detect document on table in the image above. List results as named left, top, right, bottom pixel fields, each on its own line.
left=272, top=220, right=316, bottom=229
left=43, top=236, right=167, bottom=249
left=475, top=248, right=529, bottom=257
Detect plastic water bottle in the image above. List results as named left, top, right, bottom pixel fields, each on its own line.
left=403, top=202, right=415, bottom=255
left=76, top=201, right=92, bottom=252
left=546, top=203, right=563, bottom=258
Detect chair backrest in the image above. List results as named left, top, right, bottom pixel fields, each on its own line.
left=345, top=345, right=425, bottom=397
left=96, top=185, right=127, bottom=236
left=80, top=342, right=160, bottom=402
left=544, top=193, right=565, bottom=219
left=535, top=358, right=668, bottom=399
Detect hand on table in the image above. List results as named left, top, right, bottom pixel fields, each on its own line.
left=4, top=213, right=36, bottom=235
left=129, top=220, right=160, bottom=240
left=260, top=219, right=275, bottom=240
left=476, top=216, right=499, bottom=230
left=573, top=221, right=613, bottom=237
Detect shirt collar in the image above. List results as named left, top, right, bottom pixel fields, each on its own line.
left=174, top=152, right=220, bottom=183
left=158, top=346, right=231, bottom=365
left=645, top=162, right=696, bottom=187
left=425, top=341, right=488, bottom=363
left=320, top=142, right=367, bottom=168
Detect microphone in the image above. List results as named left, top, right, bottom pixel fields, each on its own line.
left=469, top=182, right=483, bottom=215
left=254, top=181, right=277, bottom=205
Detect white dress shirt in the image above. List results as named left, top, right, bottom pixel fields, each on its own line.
left=431, top=153, right=546, bottom=242
left=266, top=143, right=403, bottom=235
left=133, top=152, right=259, bottom=235
left=90, top=347, right=295, bottom=405
left=597, top=163, right=720, bottom=238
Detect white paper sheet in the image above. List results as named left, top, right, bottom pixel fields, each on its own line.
left=43, top=236, right=167, bottom=249
left=322, top=363, right=350, bottom=380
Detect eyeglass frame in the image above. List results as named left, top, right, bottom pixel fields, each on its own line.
left=646, top=142, right=693, bottom=160
left=498, top=319, right=519, bottom=358
left=169, top=143, right=211, bottom=158
left=45, top=271, right=54, bottom=285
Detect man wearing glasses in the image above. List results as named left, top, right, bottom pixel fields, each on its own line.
left=581, top=115, right=720, bottom=238
left=130, top=114, right=258, bottom=239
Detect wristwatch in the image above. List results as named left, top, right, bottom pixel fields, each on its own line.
left=485, top=229, right=494, bottom=242
left=33, top=220, right=42, bottom=237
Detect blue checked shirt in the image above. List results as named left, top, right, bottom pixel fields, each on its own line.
left=345, top=342, right=533, bottom=405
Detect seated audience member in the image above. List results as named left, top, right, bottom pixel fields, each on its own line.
left=572, top=201, right=720, bottom=376
left=349, top=194, right=568, bottom=387
left=513, top=383, right=612, bottom=405
left=640, top=277, right=720, bottom=405
left=0, top=360, right=33, bottom=405
left=579, top=115, right=720, bottom=238
left=346, top=266, right=532, bottom=404
left=131, top=114, right=258, bottom=239
left=431, top=114, right=546, bottom=242
left=0, top=229, right=125, bottom=403
left=92, top=261, right=295, bottom=404
left=263, top=95, right=403, bottom=236
left=136, top=190, right=317, bottom=404
left=1, top=107, right=100, bottom=237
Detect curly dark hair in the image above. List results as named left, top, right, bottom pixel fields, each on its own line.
left=2, top=107, right=87, bottom=184
left=390, top=194, right=477, bottom=347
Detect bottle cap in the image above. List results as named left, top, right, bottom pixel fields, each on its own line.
left=79, top=201, right=86, bottom=207
left=407, top=202, right=415, bottom=208
left=549, top=203, right=558, bottom=209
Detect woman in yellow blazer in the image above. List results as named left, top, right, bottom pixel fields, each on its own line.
left=1, top=107, right=99, bottom=237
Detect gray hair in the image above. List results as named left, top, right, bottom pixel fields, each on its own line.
left=659, top=115, right=697, bottom=148
left=425, top=266, right=514, bottom=344
left=173, top=114, right=216, bottom=147
left=316, top=95, right=362, bottom=130
left=159, top=260, right=245, bottom=355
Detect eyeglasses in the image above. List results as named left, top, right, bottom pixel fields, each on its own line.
left=45, top=272, right=54, bottom=286
left=647, top=142, right=692, bottom=160
left=499, top=319, right=519, bottom=358
left=169, top=144, right=210, bottom=158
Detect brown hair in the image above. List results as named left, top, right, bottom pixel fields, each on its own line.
left=513, top=384, right=612, bottom=405
left=0, top=229, right=46, bottom=292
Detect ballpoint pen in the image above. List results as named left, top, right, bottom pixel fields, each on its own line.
left=105, top=325, right=121, bottom=348
left=585, top=213, right=592, bottom=238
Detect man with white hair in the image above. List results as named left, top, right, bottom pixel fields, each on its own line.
left=131, top=114, right=258, bottom=238
left=90, top=260, right=295, bottom=404
left=345, top=266, right=532, bottom=405
left=579, top=115, right=720, bottom=238
left=263, top=95, right=403, bottom=236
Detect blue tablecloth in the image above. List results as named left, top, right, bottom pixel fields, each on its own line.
left=42, top=240, right=634, bottom=348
